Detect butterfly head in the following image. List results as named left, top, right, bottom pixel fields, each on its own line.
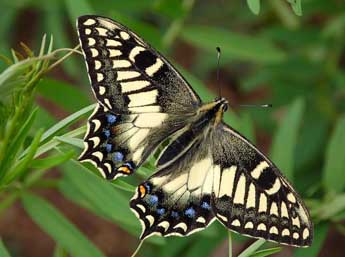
left=199, top=97, right=228, bottom=125
left=214, top=97, right=228, bottom=123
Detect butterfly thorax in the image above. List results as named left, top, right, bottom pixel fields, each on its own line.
left=198, top=97, right=228, bottom=126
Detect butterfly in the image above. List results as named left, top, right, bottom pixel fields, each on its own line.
left=77, top=15, right=313, bottom=247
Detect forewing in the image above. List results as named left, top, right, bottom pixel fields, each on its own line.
left=211, top=123, right=313, bottom=247
left=77, top=15, right=201, bottom=114
left=130, top=139, right=217, bottom=239
left=79, top=104, right=189, bottom=179
left=77, top=15, right=203, bottom=178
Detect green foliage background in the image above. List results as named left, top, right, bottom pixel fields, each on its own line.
left=0, top=0, right=344, bottom=256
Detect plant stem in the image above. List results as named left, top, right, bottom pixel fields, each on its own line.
left=130, top=240, right=144, bottom=257
left=162, top=0, right=196, bottom=48
left=238, top=239, right=266, bottom=257
left=268, top=0, right=299, bottom=30
left=228, top=230, right=232, bottom=257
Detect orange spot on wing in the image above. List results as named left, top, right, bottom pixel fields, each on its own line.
left=118, top=166, right=131, bottom=174
left=139, top=185, right=146, bottom=197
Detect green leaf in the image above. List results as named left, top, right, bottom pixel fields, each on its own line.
left=0, top=108, right=38, bottom=180
left=0, top=57, right=37, bottom=101
left=60, top=160, right=136, bottom=227
left=40, top=104, right=95, bottom=144
left=22, top=193, right=106, bottom=257
left=287, top=0, right=303, bottom=16
left=247, top=0, right=261, bottom=15
left=0, top=240, right=11, bottom=257
left=313, top=193, right=345, bottom=220
left=56, top=136, right=84, bottom=149
left=64, top=0, right=93, bottom=24
left=33, top=126, right=86, bottom=158
left=249, top=247, right=281, bottom=257
left=2, top=129, right=44, bottom=185
left=323, top=115, right=345, bottom=193
left=53, top=245, right=68, bottom=257
left=59, top=159, right=164, bottom=245
left=238, top=239, right=266, bottom=257
left=30, top=150, right=75, bottom=170
left=270, top=98, right=305, bottom=181
left=37, top=78, right=90, bottom=112
left=292, top=223, right=328, bottom=257
left=43, top=1, right=81, bottom=78
left=180, top=26, right=286, bottom=64
left=183, top=231, right=226, bottom=257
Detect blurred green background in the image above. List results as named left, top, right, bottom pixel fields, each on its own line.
left=0, top=0, right=345, bottom=257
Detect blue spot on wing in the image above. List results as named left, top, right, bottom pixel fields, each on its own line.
left=113, top=151, right=124, bottom=162
left=126, top=162, right=134, bottom=170
left=103, top=130, right=110, bottom=138
left=106, top=114, right=117, bottom=124
left=201, top=202, right=211, bottom=210
left=144, top=183, right=151, bottom=193
left=185, top=207, right=196, bottom=218
left=149, top=195, right=158, bottom=205
left=105, top=144, right=112, bottom=152
left=157, top=208, right=165, bottom=215
left=171, top=211, right=179, bottom=218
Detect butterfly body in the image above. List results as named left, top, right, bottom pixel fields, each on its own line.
left=77, top=15, right=313, bottom=247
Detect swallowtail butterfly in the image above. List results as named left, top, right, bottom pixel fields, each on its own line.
left=77, top=15, right=313, bottom=247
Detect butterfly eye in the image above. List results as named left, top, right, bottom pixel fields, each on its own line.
left=222, top=103, right=228, bottom=112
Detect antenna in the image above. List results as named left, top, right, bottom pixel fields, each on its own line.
left=238, top=104, right=273, bottom=108
left=214, top=46, right=272, bottom=109
left=216, top=46, right=221, bottom=98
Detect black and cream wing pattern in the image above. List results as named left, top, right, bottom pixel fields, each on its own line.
left=77, top=15, right=200, bottom=179
left=77, top=15, right=313, bottom=247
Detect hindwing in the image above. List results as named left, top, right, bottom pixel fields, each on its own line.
left=130, top=138, right=216, bottom=239
left=130, top=122, right=313, bottom=247
left=210, top=124, right=313, bottom=247
left=79, top=104, right=191, bottom=179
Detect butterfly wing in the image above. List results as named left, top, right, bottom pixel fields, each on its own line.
left=211, top=123, right=313, bottom=247
left=77, top=15, right=201, bottom=113
left=130, top=122, right=313, bottom=247
left=130, top=137, right=216, bottom=239
left=77, top=15, right=201, bottom=178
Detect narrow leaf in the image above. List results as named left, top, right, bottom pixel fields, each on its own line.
left=22, top=193, right=106, bottom=257
left=0, top=240, right=11, bottom=257
left=270, top=98, right=305, bottom=181
left=0, top=108, right=37, bottom=180
left=238, top=239, right=266, bottom=257
left=64, top=0, right=93, bottom=24
left=33, top=126, right=86, bottom=158
left=287, top=0, right=303, bottom=16
left=60, top=160, right=137, bottom=228
left=314, top=193, right=345, bottom=220
left=59, top=159, right=164, bottom=245
left=30, top=150, right=75, bottom=170
left=2, top=129, right=44, bottom=185
left=37, top=78, right=90, bottom=112
left=40, top=104, right=95, bottom=144
left=247, top=0, right=261, bottom=15
left=323, top=115, right=345, bottom=193
left=56, top=136, right=84, bottom=149
left=249, top=247, right=281, bottom=257
left=181, top=26, right=286, bottom=64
